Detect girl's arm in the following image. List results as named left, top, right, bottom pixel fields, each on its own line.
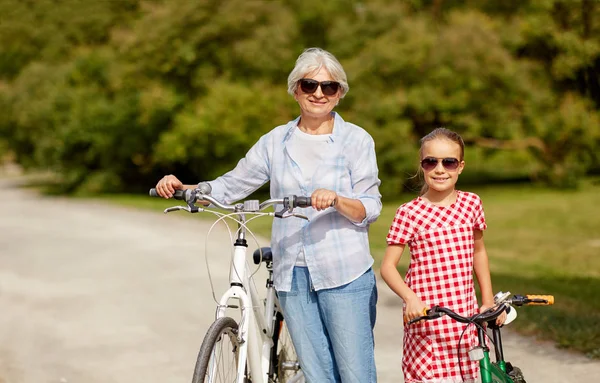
left=473, top=230, right=494, bottom=307
left=380, top=244, right=427, bottom=323
left=473, top=229, right=505, bottom=324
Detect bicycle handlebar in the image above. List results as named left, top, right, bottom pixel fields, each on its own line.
left=149, top=188, right=185, bottom=199
left=408, top=294, right=554, bottom=326
left=148, top=188, right=312, bottom=214
left=517, top=294, right=554, bottom=306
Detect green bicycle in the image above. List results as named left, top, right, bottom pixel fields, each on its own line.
left=409, top=292, right=554, bottom=383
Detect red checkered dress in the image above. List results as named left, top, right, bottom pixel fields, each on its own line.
left=386, top=191, right=487, bottom=383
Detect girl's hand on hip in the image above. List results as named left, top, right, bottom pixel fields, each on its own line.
left=311, top=188, right=338, bottom=211
left=156, top=175, right=183, bottom=198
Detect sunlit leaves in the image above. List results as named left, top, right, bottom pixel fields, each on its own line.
left=154, top=79, right=296, bottom=180
left=0, top=0, right=599, bottom=192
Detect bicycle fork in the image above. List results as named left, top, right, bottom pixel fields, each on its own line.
left=215, top=236, right=274, bottom=383
left=472, top=327, right=512, bottom=383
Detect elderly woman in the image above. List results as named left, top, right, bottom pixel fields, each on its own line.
left=155, top=47, right=382, bottom=383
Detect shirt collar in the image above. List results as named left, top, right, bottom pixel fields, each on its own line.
left=282, top=112, right=343, bottom=143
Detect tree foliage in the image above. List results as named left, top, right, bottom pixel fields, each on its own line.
left=1, top=0, right=598, bottom=193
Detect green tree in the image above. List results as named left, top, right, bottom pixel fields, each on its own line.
left=0, top=0, right=141, bottom=79
left=1, top=0, right=598, bottom=193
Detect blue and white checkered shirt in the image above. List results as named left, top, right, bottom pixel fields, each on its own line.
left=204, top=112, right=382, bottom=292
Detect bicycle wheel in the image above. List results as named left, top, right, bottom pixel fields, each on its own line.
left=192, top=316, right=243, bottom=383
left=507, top=363, right=526, bottom=383
left=270, top=312, right=301, bottom=382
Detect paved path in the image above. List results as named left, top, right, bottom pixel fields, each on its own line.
left=1, top=177, right=599, bottom=382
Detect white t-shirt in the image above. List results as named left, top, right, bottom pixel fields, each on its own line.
left=286, top=127, right=332, bottom=266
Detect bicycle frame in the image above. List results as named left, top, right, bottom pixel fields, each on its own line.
left=211, top=220, right=281, bottom=383
left=474, top=325, right=512, bottom=383
left=154, top=189, right=308, bottom=383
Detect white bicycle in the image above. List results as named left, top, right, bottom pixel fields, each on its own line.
left=150, top=186, right=306, bottom=383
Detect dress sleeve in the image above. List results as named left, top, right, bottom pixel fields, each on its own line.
left=386, top=205, right=416, bottom=245
left=474, top=196, right=487, bottom=231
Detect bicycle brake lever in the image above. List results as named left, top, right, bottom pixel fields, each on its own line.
left=164, top=205, right=200, bottom=214
left=164, top=206, right=190, bottom=213
left=275, top=207, right=286, bottom=218
left=290, top=213, right=309, bottom=221
left=278, top=212, right=310, bottom=221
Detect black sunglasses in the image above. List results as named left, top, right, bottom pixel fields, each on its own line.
left=298, top=79, right=340, bottom=96
left=420, top=157, right=461, bottom=171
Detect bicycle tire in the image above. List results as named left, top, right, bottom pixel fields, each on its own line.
left=507, top=364, right=526, bottom=383
left=192, top=316, right=243, bottom=383
left=270, top=312, right=301, bottom=382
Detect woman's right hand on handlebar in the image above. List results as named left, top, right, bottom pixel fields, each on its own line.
left=156, top=175, right=183, bottom=198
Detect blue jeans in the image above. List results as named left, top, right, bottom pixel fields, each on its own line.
left=277, top=267, right=378, bottom=383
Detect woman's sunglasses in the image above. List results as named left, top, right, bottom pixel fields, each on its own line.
left=420, top=157, right=461, bottom=171
left=298, top=79, right=340, bottom=96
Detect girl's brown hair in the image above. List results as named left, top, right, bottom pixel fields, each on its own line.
left=418, top=128, right=465, bottom=196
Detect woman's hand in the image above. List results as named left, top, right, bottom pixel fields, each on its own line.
left=480, top=303, right=507, bottom=326
left=155, top=175, right=183, bottom=198
left=311, top=188, right=337, bottom=211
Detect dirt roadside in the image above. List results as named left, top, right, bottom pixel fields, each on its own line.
left=1, top=177, right=599, bottom=383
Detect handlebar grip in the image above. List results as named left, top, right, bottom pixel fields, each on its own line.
left=294, top=196, right=312, bottom=208
left=405, top=307, right=434, bottom=325
left=149, top=188, right=186, bottom=200
left=526, top=295, right=554, bottom=305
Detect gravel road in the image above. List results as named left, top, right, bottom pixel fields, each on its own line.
left=1, top=176, right=599, bottom=382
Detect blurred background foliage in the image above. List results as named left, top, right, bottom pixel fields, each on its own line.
left=0, top=0, right=599, bottom=195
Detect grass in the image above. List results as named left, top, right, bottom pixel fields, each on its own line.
left=85, top=178, right=600, bottom=359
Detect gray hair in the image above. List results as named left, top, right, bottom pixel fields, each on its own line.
left=287, top=47, right=349, bottom=98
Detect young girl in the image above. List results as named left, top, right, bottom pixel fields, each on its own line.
left=380, top=127, right=504, bottom=383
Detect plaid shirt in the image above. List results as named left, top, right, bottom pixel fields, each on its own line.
left=204, top=112, right=382, bottom=292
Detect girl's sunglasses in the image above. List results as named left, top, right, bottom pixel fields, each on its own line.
left=420, top=157, right=461, bottom=171
left=298, top=79, right=340, bottom=96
